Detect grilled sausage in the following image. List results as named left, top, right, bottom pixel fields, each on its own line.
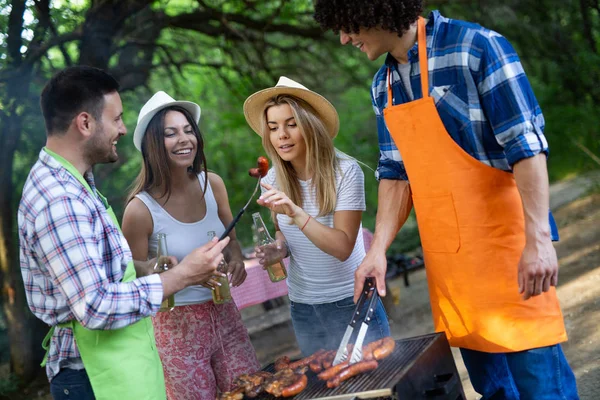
left=359, top=339, right=379, bottom=362
left=373, top=337, right=396, bottom=360
left=281, top=373, right=308, bottom=397
left=287, top=349, right=326, bottom=370
left=317, top=361, right=349, bottom=381
left=309, top=359, right=323, bottom=373
left=248, top=168, right=261, bottom=178
left=257, top=156, right=269, bottom=177
left=321, top=351, right=336, bottom=369
left=326, top=360, right=379, bottom=388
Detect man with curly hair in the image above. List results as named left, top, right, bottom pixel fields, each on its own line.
left=314, top=1, right=579, bottom=399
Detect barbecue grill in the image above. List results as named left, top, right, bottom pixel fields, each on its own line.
left=254, top=332, right=465, bottom=400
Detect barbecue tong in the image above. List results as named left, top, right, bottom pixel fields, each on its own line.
left=332, top=277, right=380, bottom=365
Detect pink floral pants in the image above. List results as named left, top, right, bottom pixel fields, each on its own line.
left=153, top=301, right=260, bottom=400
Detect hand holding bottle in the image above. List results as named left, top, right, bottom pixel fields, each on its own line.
left=255, top=239, right=288, bottom=268
left=226, top=258, right=247, bottom=287
left=152, top=255, right=177, bottom=273
left=177, top=236, right=229, bottom=287
left=158, top=237, right=230, bottom=308
left=252, top=212, right=287, bottom=282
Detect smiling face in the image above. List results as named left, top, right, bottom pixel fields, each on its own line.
left=339, top=27, right=396, bottom=61
left=84, top=91, right=126, bottom=165
left=162, top=110, right=198, bottom=170
left=267, top=104, right=307, bottom=165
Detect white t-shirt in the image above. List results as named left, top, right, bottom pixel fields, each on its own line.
left=261, top=154, right=366, bottom=304
left=136, top=172, right=225, bottom=305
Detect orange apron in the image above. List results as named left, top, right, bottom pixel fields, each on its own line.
left=383, top=17, right=567, bottom=352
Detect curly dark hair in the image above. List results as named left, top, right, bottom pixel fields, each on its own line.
left=313, top=0, right=423, bottom=36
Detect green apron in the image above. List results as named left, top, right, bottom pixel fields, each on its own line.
left=41, top=148, right=166, bottom=400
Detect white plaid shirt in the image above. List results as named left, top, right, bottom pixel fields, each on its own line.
left=18, top=149, right=163, bottom=381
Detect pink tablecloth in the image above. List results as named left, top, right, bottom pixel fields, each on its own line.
left=230, top=228, right=374, bottom=310
left=230, top=258, right=290, bottom=310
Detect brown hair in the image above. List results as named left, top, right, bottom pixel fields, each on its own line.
left=260, top=95, right=339, bottom=217
left=126, top=106, right=207, bottom=205
left=40, top=66, right=119, bottom=136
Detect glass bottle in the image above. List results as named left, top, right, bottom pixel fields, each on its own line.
left=252, top=212, right=287, bottom=282
left=154, top=233, right=175, bottom=312
left=207, top=231, right=232, bottom=304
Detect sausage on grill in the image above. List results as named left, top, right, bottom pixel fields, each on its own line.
left=281, top=373, right=308, bottom=397
left=373, top=337, right=396, bottom=360
left=317, top=360, right=349, bottom=381
left=326, top=360, right=379, bottom=388
left=287, top=349, right=326, bottom=370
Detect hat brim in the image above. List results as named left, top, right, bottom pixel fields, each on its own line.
left=133, top=101, right=201, bottom=151
left=243, top=87, right=339, bottom=138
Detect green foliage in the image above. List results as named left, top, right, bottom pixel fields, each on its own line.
left=0, top=373, right=19, bottom=396
left=3, top=0, right=600, bottom=254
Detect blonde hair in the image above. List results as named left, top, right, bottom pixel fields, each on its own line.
left=260, top=95, right=339, bottom=216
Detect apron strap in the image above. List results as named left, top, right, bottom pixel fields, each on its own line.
left=417, top=16, right=429, bottom=98
left=386, top=16, right=430, bottom=107
left=386, top=68, right=393, bottom=108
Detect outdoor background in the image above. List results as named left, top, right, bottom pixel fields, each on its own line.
left=1, top=0, right=599, bottom=397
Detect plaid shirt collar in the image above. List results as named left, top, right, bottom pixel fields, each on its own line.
left=40, top=148, right=99, bottom=195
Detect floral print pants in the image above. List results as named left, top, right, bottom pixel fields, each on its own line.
left=153, top=301, right=260, bottom=399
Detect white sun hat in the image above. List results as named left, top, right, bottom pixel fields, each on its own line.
left=133, top=91, right=201, bottom=151
left=243, top=76, right=339, bottom=138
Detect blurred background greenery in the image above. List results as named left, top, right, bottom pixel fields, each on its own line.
left=1, top=0, right=598, bottom=389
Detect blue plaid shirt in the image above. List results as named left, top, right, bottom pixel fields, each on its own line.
left=372, top=11, right=558, bottom=240
left=372, top=10, right=548, bottom=181
left=18, top=149, right=164, bottom=381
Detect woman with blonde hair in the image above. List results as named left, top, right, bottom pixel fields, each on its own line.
left=122, top=91, right=259, bottom=399
left=243, top=77, right=390, bottom=356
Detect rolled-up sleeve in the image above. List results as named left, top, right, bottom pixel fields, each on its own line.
left=371, top=76, right=408, bottom=181
left=377, top=153, right=409, bottom=181
left=474, top=32, right=549, bottom=167
left=35, top=196, right=163, bottom=330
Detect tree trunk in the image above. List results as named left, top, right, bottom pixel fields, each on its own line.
left=0, top=74, right=48, bottom=385
left=0, top=0, right=48, bottom=385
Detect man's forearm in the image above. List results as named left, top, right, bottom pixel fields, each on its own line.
left=159, top=267, right=190, bottom=298
left=513, top=153, right=551, bottom=241
left=371, top=179, right=413, bottom=252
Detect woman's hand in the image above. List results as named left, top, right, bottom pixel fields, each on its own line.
left=149, top=255, right=178, bottom=274
left=255, top=239, right=288, bottom=270
left=226, top=258, right=248, bottom=287
left=258, top=182, right=301, bottom=218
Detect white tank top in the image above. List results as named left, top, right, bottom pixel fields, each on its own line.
left=136, top=172, right=225, bottom=305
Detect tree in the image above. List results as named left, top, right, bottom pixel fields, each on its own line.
left=0, top=0, right=365, bottom=384
left=1, top=0, right=598, bottom=387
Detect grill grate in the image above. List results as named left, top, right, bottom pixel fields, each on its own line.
left=249, top=334, right=439, bottom=400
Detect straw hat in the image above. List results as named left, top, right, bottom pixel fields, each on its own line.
left=243, top=76, right=339, bottom=138
left=133, top=91, right=201, bottom=151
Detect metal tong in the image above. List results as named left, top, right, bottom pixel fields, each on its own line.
left=332, top=277, right=380, bottom=365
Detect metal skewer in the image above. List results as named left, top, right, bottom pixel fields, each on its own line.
left=219, top=178, right=261, bottom=241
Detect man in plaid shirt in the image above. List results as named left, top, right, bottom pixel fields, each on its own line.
left=18, top=66, right=229, bottom=399
left=315, top=1, right=579, bottom=399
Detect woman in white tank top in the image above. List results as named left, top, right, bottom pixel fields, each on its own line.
left=122, top=92, right=259, bottom=399
left=243, top=78, right=390, bottom=356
